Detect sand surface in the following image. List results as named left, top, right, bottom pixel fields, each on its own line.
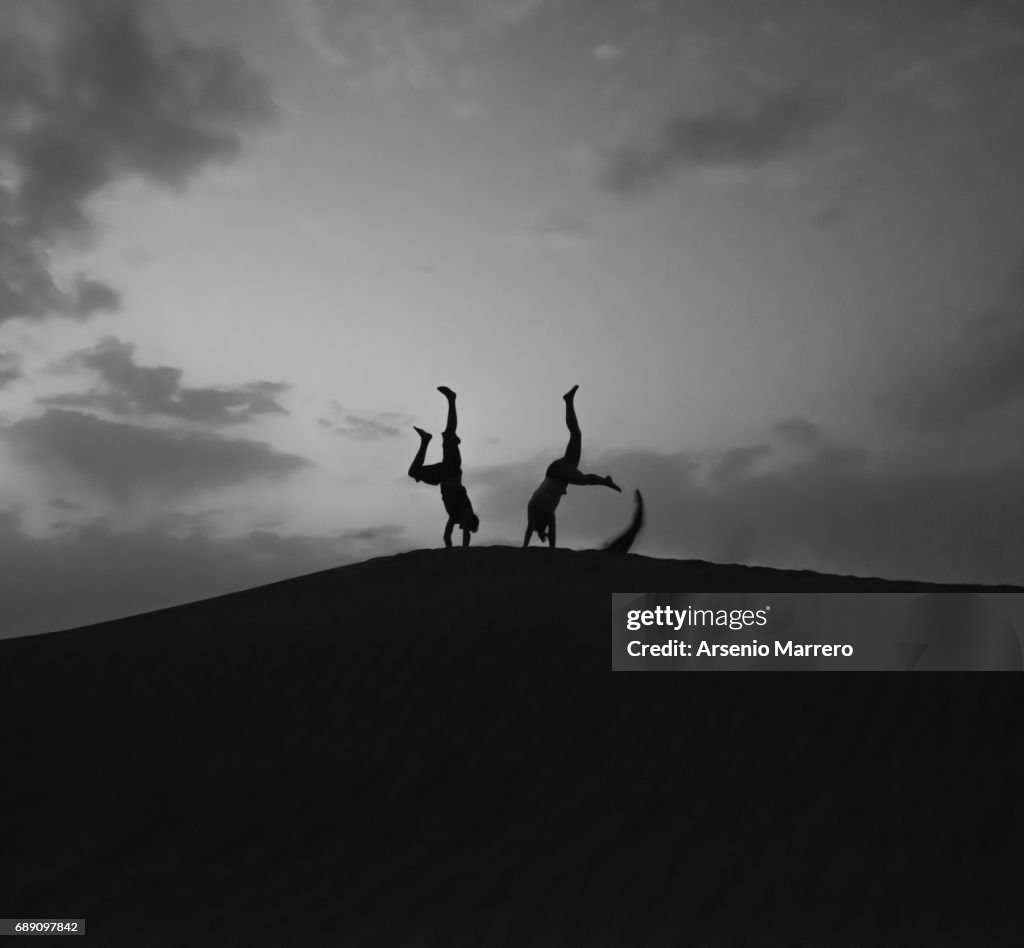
left=1, top=547, right=1021, bottom=946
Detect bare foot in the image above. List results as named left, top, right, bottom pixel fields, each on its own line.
left=414, top=426, right=432, bottom=440
left=437, top=386, right=456, bottom=399
left=605, top=476, right=622, bottom=492
left=563, top=384, right=579, bottom=401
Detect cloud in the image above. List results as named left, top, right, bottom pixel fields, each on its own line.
left=0, top=0, right=274, bottom=323
left=601, top=91, right=839, bottom=197
left=3, top=409, right=308, bottom=501
left=289, top=0, right=547, bottom=88
left=319, top=402, right=409, bottom=441
left=709, top=444, right=771, bottom=485
left=0, top=349, right=21, bottom=388
left=75, top=279, right=122, bottom=316
left=0, top=508, right=405, bottom=638
left=875, top=4, right=1024, bottom=117
left=321, top=415, right=403, bottom=441
left=524, top=212, right=595, bottom=254
left=891, top=314, right=1024, bottom=430
left=773, top=417, right=823, bottom=444
left=47, top=336, right=290, bottom=425
left=881, top=262, right=1024, bottom=431
left=339, top=524, right=405, bottom=544
left=501, top=212, right=596, bottom=256
left=481, top=0, right=545, bottom=28
left=0, top=228, right=122, bottom=322
left=592, top=43, right=622, bottom=64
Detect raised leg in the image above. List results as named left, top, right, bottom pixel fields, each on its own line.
left=410, top=428, right=450, bottom=486
left=562, top=384, right=581, bottom=467
left=437, top=387, right=462, bottom=472
left=438, top=386, right=457, bottom=438
left=408, top=428, right=432, bottom=481
left=562, top=469, right=622, bottom=491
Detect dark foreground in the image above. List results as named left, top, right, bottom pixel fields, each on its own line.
left=1, top=547, right=1022, bottom=947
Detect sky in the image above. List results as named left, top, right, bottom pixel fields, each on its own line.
left=3, top=0, right=1024, bottom=636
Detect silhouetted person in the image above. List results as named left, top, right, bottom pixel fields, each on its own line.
left=408, top=386, right=480, bottom=548
left=523, top=385, right=620, bottom=549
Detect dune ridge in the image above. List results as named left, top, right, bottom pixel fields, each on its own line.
left=2, top=547, right=1022, bottom=947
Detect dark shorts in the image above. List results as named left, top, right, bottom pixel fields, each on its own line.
left=545, top=458, right=578, bottom=482
left=415, top=463, right=460, bottom=487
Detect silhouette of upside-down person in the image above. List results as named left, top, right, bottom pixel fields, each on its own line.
left=408, top=386, right=480, bottom=548
left=524, top=385, right=621, bottom=548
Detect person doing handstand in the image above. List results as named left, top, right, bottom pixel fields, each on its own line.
left=524, top=384, right=620, bottom=549
left=408, top=386, right=480, bottom=548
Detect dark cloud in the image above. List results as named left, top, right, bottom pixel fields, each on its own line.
left=48, top=336, right=290, bottom=424
left=474, top=429, right=1019, bottom=585
left=344, top=526, right=404, bottom=542
left=0, top=0, right=274, bottom=323
left=709, top=444, right=771, bottom=485
left=773, top=417, right=823, bottom=444
left=0, top=509, right=405, bottom=638
left=0, top=350, right=21, bottom=388
left=883, top=5, right=1024, bottom=118
left=882, top=263, right=1024, bottom=431
left=0, top=226, right=122, bottom=322
left=75, top=279, right=122, bottom=316
left=895, top=314, right=1024, bottom=429
left=601, top=91, right=839, bottom=197
left=3, top=409, right=308, bottom=501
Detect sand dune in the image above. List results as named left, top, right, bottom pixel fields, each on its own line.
left=2, top=547, right=1022, bottom=947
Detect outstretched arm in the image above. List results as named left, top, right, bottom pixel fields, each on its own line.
left=443, top=516, right=456, bottom=548
left=461, top=525, right=472, bottom=547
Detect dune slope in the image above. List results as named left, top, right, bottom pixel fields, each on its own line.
left=1, top=547, right=1022, bottom=947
